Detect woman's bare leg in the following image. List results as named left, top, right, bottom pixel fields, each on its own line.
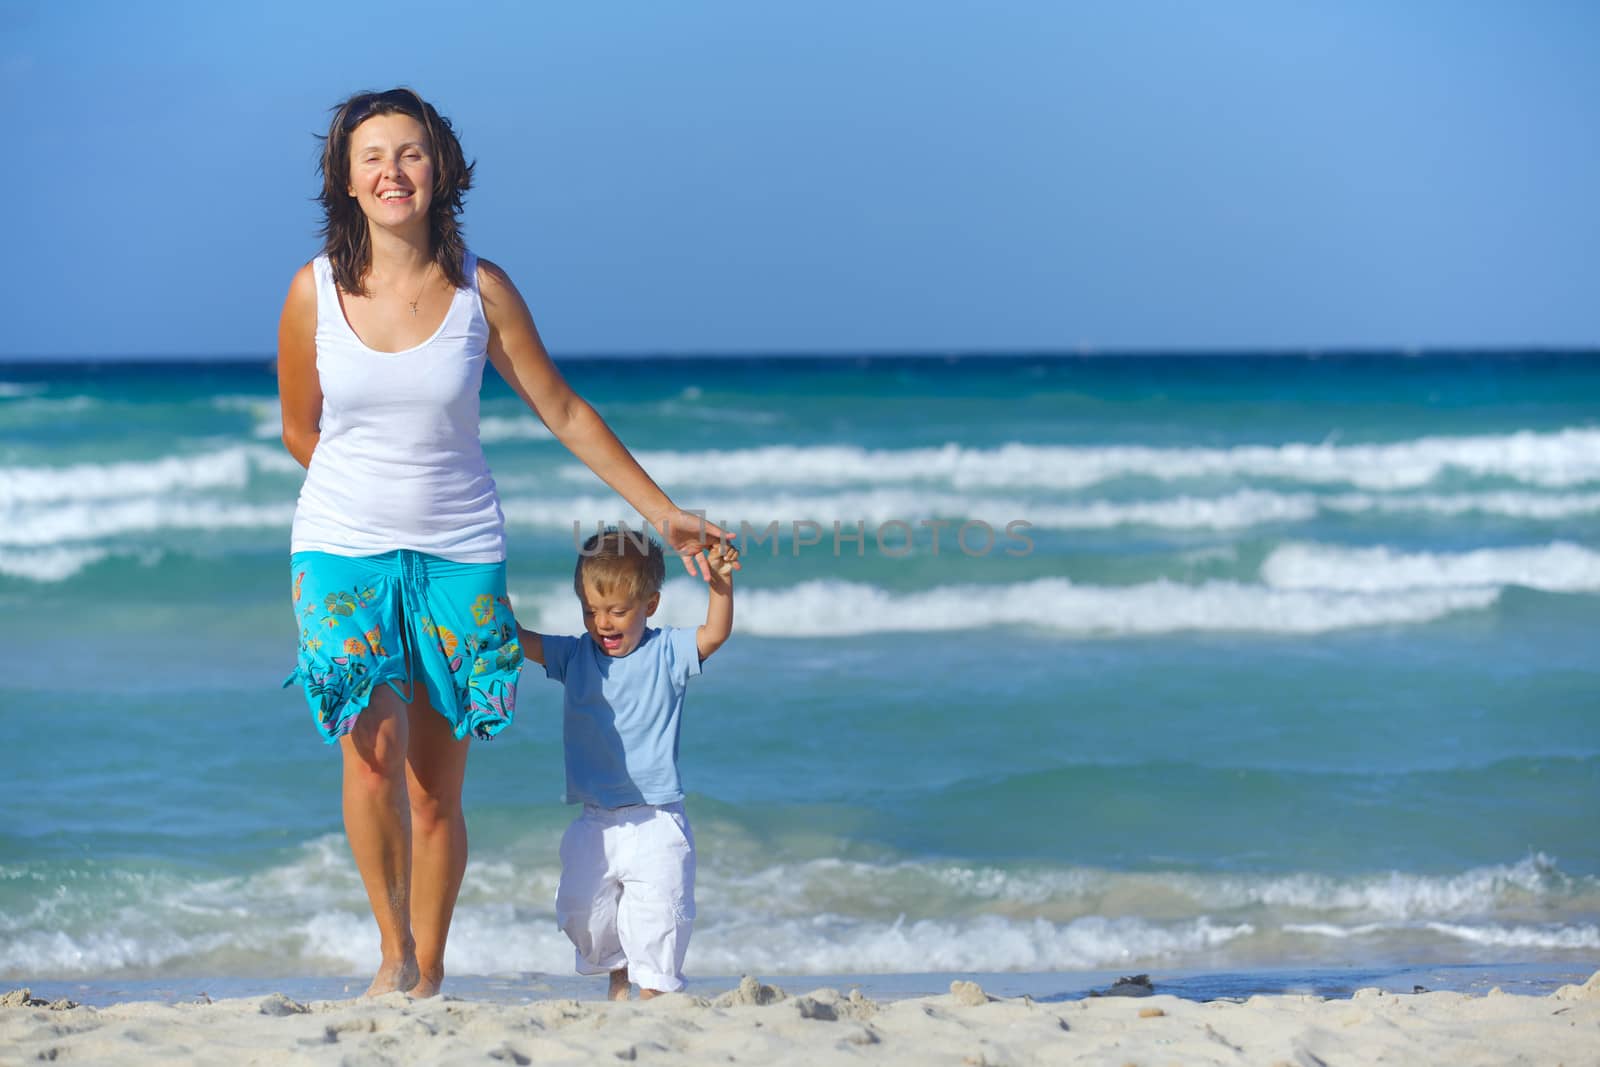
left=404, top=697, right=471, bottom=998
left=340, top=688, right=420, bottom=996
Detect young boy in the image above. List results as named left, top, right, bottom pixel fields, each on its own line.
left=519, top=526, right=737, bottom=999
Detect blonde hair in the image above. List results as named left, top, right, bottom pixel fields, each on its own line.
left=574, top=526, right=666, bottom=602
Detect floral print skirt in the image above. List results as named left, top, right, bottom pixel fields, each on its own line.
left=284, top=550, right=523, bottom=743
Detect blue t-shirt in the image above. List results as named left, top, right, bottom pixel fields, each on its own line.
left=542, top=626, right=702, bottom=807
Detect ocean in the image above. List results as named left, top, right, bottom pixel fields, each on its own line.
left=2, top=352, right=1597, bottom=997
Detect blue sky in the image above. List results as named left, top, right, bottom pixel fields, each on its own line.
left=5, top=0, right=1598, bottom=358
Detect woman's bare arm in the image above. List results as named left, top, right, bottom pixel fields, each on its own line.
left=478, top=258, right=735, bottom=578
left=277, top=263, right=321, bottom=469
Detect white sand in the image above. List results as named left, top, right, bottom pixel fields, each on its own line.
left=3, top=972, right=1597, bottom=1066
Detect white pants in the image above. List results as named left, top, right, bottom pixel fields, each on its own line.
left=555, top=802, right=696, bottom=992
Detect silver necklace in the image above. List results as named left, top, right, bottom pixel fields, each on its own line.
left=403, top=264, right=433, bottom=316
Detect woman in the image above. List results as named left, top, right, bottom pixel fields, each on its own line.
left=277, top=88, right=730, bottom=998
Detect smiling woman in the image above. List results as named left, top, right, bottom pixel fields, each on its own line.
left=273, top=87, right=735, bottom=1001
left=317, top=88, right=474, bottom=311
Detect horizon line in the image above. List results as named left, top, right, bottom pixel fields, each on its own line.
left=3, top=344, right=1600, bottom=367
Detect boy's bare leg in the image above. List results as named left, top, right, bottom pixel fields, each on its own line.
left=340, top=691, right=421, bottom=997
left=609, top=968, right=632, bottom=1001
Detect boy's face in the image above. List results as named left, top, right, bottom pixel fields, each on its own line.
left=579, top=579, right=659, bottom=658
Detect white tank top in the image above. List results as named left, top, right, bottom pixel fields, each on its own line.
left=290, top=251, right=507, bottom=563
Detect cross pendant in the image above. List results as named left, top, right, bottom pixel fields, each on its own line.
left=408, top=302, right=419, bottom=316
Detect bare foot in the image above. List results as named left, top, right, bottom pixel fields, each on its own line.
left=609, top=968, right=632, bottom=1001
left=407, top=967, right=443, bottom=999
left=365, top=955, right=420, bottom=997
left=639, top=988, right=665, bottom=1001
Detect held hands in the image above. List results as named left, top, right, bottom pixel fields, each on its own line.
left=705, top=540, right=739, bottom=588
left=652, top=509, right=741, bottom=583
left=691, top=527, right=737, bottom=660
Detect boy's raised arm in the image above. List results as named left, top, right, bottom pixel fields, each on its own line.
left=517, top=626, right=546, bottom=666
left=696, top=542, right=738, bottom=662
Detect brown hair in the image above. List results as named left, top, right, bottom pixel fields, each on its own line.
left=575, top=527, right=667, bottom=602
left=317, top=88, right=475, bottom=296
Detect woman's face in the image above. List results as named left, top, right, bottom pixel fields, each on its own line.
left=346, top=112, right=435, bottom=233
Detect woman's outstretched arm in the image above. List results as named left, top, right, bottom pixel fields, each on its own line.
left=478, top=258, right=736, bottom=580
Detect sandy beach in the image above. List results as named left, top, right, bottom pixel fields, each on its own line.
left=4, top=971, right=1596, bottom=1066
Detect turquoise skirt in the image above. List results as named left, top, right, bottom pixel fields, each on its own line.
left=284, top=550, right=523, bottom=744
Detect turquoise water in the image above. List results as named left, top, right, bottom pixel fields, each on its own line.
left=1, top=353, right=1597, bottom=982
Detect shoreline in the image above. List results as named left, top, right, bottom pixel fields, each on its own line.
left=5, top=969, right=1596, bottom=1066
left=13, top=961, right=1593, bottom=1009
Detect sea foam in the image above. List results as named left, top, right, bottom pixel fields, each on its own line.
left=1263, top=542, right=1600, bottom=594
left=533, top=576, right=1503, bottom=637
left=0, top=446, right=297, bottom=507
left=512, top=487, right=1600, bottom=533
left=5, top=844, right=1593, bottom=980
left=576, top=428, right=1600, bottom=492
left=0, top=546, right=113, bottom=582
left=0, top=500, right=296, bottom=547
